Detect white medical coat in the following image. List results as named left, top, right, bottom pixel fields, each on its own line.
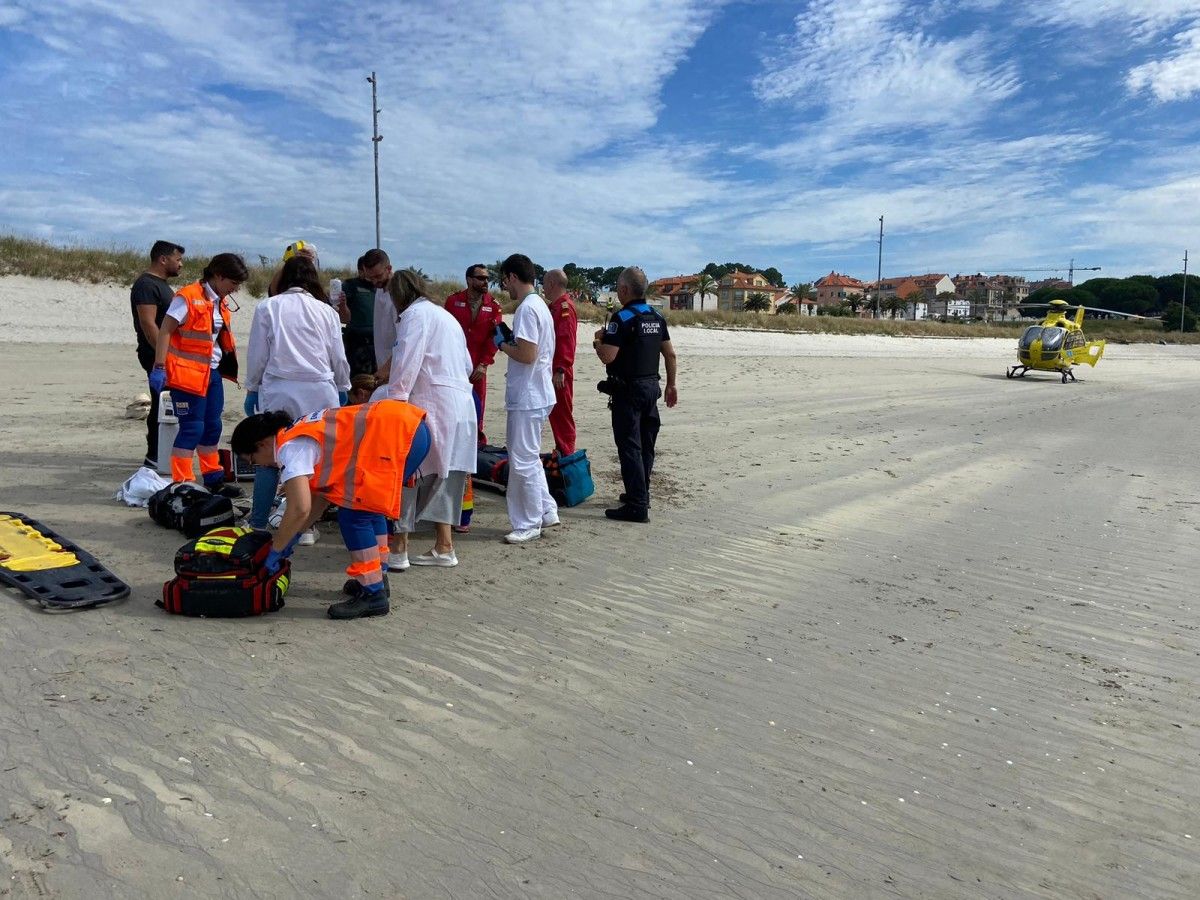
left=245, top=287, right=351, bottom=419
left=383, top=298, right=477, bottom=479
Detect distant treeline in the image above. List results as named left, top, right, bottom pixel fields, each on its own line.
left=1026, top=275, right=1200, bottom=317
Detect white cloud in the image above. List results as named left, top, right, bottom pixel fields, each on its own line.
left=1127, top=23, right=1200, bottom=100
left=754, top=0, right=1019, bottom=130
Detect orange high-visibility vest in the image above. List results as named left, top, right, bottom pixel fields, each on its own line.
left=165, top=281, right=236, bottom=395
left=275, top=399, right=427, bottom=516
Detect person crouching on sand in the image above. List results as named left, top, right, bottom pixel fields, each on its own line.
left=230, top=400, right=430, bottom=620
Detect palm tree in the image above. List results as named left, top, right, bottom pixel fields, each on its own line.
left=844, top=292, right=865, bottom=315
left=690, top=273, right=719, bottom=312
left=488, top=259, right=505, bottom=290
left=744, top=291, right=771, bottom=312
left=566, top=271, right=592, bottom=303
left=788, top=281, right=813, bottom=314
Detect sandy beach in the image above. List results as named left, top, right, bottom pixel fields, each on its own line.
left=2, top=275, right=1199, bottom=898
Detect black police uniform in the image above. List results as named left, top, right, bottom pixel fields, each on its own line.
left=600, top=300, right=670, bottom=516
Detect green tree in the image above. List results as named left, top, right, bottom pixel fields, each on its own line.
left=761, top=266, right=785, bottom=288
left=1163, top=303, right=1198, bottom=332
left=789, top=282, right=812, bottom=312
left=777, top=301, right=796, bottom=314
left=600, top=266, right=624, bottom=289
left=1153, top=273, right=1200, bottom=309
left=690, top=273, right=719, bottom=310
left=882, top=293, right=907, bottom=319
left=566, top=271, right=593, bottom=302
left=901, top=289, right=925, bottom=320
left=843, top=292, right=865, bottom=314
left=744, top=291, right=771, bottom=312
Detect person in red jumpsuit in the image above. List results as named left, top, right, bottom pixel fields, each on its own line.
left=445, top=263, right=504, bottom=444
left=544, top=268, right=578, bottom=456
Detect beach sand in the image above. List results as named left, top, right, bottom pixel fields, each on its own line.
left=1, top=275, right=1199, bottom=898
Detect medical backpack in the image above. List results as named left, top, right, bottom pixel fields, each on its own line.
left=158, top=526, right=289, bottom=617
left=148, top=482, right=237, bottom=538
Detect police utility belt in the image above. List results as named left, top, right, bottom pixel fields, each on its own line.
left=597, top=373, right=658, bottom=396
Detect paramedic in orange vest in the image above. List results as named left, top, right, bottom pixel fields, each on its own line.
left=150, top=253, right=248, bottom=496
left=445, top=263, right=504, bottom=443
left=543, top=268, right=578, bottom=456
left=230, top=400, right=431, bottom=620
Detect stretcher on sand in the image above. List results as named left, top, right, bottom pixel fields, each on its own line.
left=0, top=512, right=131, bottom=610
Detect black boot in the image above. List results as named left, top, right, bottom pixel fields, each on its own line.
left=618, top=493, right=650, bottom=510
left=605, top=504, right=649, bottom=523
left=328, top=585, right=390, bottom=619
left=342, top=576, right=390, bottom=597
left=211, top=482, right=245, bottom=499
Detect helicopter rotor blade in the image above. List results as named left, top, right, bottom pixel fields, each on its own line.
left=1017, top=303, right=1152, bottom=320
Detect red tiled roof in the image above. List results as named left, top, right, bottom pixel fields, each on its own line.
left=815, top=271, right=864, bottom=288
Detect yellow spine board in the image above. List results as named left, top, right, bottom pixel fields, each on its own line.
left=0, top=514, right=81, bottom=572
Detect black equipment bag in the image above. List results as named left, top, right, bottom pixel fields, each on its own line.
left=158, top=526, right=288, bottom=617
left=148, top=482, right=236, bottom=538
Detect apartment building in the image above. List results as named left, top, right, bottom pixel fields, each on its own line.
left=813, top=271, right=867, bottom=307
left=716, top=270, right=788, bottom=312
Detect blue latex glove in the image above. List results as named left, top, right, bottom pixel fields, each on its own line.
left=148, top=367, right=166, bottom=394
left=281, top=534, right=300, bottom=558
left=493, top=325, right=504, bottom=348
left=264, top=548, right=284, bottom=574
left=243, top=391, right=258, bottom=417
left=338, top=390, right=348, bottom=406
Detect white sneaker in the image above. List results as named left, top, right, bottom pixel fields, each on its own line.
left=541, top=510, right=561, bottom=528
left=411, top=548, right=458, bottom=567
left=297, top=527, right=319, bottom=546
left=504, top=528, right=542, bottom=544
left=387, top=552, right=410, bottom=571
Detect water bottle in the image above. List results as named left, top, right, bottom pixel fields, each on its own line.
left=156, top=391, right=179, bottom=475
left=329, top=277, right=343, bottom=308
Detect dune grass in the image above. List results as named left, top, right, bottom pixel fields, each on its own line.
left=2, top=234, right=1193, bottom=343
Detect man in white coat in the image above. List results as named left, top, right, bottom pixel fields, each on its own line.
left=377, top=268, right=477, bottom=568
left=495, top=253, right=558, bottom=544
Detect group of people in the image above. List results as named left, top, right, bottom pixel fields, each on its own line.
left=130, top=240, right=678, bottom=619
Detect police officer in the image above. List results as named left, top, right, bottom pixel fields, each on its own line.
left=593, top=266, right=678, bottom=523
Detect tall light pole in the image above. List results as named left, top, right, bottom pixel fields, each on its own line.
left=875, top=215, right=884, bottom=318
left=1181, top=250, right=1190, bottom=333
left=367, top=72, right=383, bottom=248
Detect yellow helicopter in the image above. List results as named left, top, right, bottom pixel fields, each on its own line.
left=1006, top=299, right=1136, bottom=383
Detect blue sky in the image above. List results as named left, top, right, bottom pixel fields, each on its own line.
left=1, top=0, right=1198, bottom=283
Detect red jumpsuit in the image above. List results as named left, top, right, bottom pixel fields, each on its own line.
left=446, top=289, right=504, bottom=443
left=548, top=292, right=578, bottom=456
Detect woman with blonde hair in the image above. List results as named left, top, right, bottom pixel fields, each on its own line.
left=379, top=268, right=477, bottom=568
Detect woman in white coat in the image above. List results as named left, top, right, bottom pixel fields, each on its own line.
left=379, top=268, right=477, bottom=568
left=244, top=255, right=351, bottom=536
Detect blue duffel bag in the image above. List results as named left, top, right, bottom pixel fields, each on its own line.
left=546, top=449, right=594, bottom=508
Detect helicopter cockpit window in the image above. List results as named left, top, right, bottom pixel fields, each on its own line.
left=1039, top=327, right=1066, bottom=351
left=1019, top=326, right=1043, bottom=349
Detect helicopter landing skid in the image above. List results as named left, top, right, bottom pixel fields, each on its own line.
left=1060, top=368, right=1076, bottom=384
left=1006, top=366, right=1029, bottom=379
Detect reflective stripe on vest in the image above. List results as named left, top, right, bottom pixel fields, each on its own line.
left=166, top=281, right=236, bottom=395
left=276, top=399, right=426, bottom=516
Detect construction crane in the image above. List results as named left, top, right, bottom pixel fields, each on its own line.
left=993, top=259, right=1102, bottom=285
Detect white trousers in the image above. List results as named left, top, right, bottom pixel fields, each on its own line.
left=505, top=406, right=557, bottom=531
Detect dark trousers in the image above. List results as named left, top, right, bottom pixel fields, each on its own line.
left=610, top=378, right=661, bottom=512
left=344, top=329, right=376, bottom=377
left=137, top=347, right=161, bottom=468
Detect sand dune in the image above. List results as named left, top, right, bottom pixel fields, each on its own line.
left=2, top=276, right=1199, bottom=898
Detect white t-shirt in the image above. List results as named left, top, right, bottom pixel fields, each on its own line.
left=276, top=435, right=321, bottom=486
left=504, top=291, right=555, bottom=410
left=166, top=282, right=225, bottom=368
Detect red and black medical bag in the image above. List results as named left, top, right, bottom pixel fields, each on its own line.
left=158, top=526, right=289, bottom=617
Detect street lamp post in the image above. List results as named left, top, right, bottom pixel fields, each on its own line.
left=875, top=215, right=884, bottom=319
left=367, top=72, right=383, bottom=248
left=1182, top=250, right=1190, bottom=333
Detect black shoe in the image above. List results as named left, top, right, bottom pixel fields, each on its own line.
left=210, top=483, right=244, bottom=499
left=605, top=504, right=649, bottom=523
left=328, top=589, right=390, bottom=619
left=343, top=576, right=390, bottom=597
left=618, top=493, right=651, bottom=510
